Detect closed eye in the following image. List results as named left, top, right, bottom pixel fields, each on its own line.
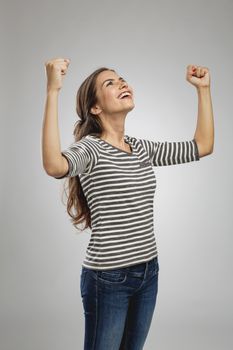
left=106, top=79, right=127, bottom=87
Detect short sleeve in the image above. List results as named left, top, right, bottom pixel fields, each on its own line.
left=138, top=138, right=200, bottom=167
left=54, top=138, right=93, bottom=179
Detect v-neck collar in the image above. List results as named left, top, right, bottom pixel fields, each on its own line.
left=88, top=134, right=133, bottom=155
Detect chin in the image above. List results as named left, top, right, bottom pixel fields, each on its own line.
left=125, top=99, right=135, bottom=110
left=127, top=103, right=135, bottom=112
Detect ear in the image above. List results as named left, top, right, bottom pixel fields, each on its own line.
left=90, top=104, right=102, bottom=116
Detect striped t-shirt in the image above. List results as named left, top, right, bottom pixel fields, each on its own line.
left=55, top=134, right=200, bottom=270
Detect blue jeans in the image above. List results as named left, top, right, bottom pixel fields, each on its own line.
left=80, top=256, right=160, bottom=350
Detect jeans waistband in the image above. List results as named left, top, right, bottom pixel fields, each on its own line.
left=82, top=256, right=158, bottom=274
left=125, top=256, right=158, bottom=273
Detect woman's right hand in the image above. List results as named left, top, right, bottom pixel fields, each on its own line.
left=44, top=57, right=70, bottom=92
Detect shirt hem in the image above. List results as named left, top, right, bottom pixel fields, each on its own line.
left=81, top=253, right=158, bottom=271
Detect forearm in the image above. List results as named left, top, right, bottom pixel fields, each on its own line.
left=194, top=86, right=214, bottom=153
left=41, top=90, right=63, bottom=174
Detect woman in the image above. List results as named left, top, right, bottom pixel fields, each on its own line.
left=42, top=58, right=214, bottom=350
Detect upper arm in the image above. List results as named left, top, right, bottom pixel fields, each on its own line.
left=53, top=137, right=99, bottom=179
left=53, top=155, right=70, bottom=179
left=139, top=138, right=200, bottom=166
left=53, top=139, right=92, bottom=179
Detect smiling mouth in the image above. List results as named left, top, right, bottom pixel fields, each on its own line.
left=119, top=95, right=133, bottom=100
left=118, top=91, right=133, bottom=99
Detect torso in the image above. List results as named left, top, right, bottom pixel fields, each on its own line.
left=78, top=134, right=157, bottom=270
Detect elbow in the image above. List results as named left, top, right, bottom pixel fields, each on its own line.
left=203, top=146, right=214, bottom=157
left=208, top=147, right=214, bottom=155
left=206, top=142, right=214, bottom=155
left=195, top=139, right=214, bottom=157
left=202, top=147, right=214, bottom=157
left=43, top=162, right=58, bottom=177
left=43, top=166, right=55, bottom=177
left=42, top=157, right=64, bottom=177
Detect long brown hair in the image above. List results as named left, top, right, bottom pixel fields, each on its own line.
left=61, top=67, right=115, bottom=232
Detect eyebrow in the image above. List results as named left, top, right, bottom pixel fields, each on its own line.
left=101, top=77, right=125, bottom=87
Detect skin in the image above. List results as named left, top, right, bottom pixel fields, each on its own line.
left=186, top=65, right=214, bottom=156
left=42, top=58, right=71, bottom=176
left=90, top=70, right=135, bottom=151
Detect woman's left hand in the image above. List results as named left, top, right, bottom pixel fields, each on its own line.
left=186, top=65, right=210, bottom=88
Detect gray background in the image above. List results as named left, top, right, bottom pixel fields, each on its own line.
left=1, top=0, right=232, bottom=349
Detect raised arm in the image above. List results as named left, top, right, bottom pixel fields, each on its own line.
left=41, top=57, right=71, bottom=178
left=194, top=86, right=214, bottom=156
left=186, top=64, right=214, bottom=156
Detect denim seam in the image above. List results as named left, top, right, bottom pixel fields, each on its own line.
left=81, top=272, right=86, bottom=296
left=92, top=273, right=98, bottom=350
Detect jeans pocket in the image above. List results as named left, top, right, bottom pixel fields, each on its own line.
left=148, top=260, right=160, bottom=278
left=98, top=270, right=127, bottom=284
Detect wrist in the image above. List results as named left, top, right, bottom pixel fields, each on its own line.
left=47, top=88, right=60, bottom=95
left=196, top=85, right=210, bottom=92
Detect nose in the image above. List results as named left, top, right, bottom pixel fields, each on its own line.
left=119, top=80, right=128, bottom=89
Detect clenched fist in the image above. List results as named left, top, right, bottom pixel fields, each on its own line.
left=186, top=64, right=210, bottom=89
left=44, top=57, right=71, bottom=92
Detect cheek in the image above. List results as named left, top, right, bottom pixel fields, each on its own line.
left=104, top=90, right=117, bottom=104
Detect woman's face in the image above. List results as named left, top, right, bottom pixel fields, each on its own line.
left=91, top=70, right=135, bottom=117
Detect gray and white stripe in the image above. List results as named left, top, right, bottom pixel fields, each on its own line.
left=55, top=134, right=200, bottom=270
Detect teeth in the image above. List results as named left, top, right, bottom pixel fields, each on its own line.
left=119, top=92, right=131, bottom=99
